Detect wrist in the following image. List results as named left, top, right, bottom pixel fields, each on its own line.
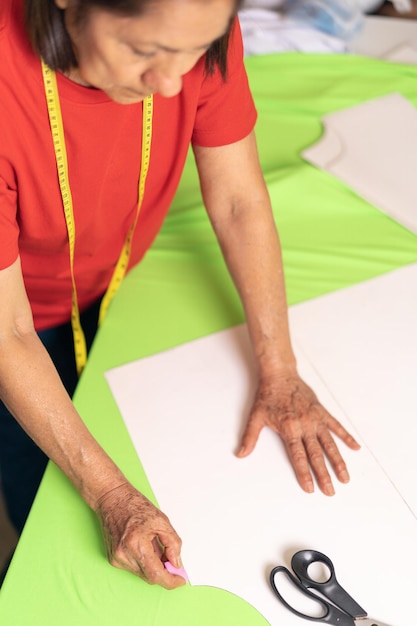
left=71, top=449, right=128, bottom=512
left=255, top=350, right=301, bottom=389
left=246, top=320, right=297, bottom=379
left=256, top=354, right=298, bottom=381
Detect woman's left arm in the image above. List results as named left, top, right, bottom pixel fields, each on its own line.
left=193, top=131, right=360, bottom=496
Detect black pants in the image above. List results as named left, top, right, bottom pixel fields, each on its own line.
left=0, top=298, right=102, bottom=534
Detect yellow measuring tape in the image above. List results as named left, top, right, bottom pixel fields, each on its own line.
left=41, top=60, right=153, bottom=376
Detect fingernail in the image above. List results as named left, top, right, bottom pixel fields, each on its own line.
left=340, top=470, right=349, bottom=483
left=325, top=483, right=335, bottom=496
left=305, top=481, right=314, bottom=493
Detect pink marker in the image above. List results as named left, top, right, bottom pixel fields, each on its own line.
left=164, top=561, right=188, bottom=582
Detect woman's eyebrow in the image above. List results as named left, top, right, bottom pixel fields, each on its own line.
left=156, top=41, right=212, bottom=53
left=134, top=29, right=229, bottom=54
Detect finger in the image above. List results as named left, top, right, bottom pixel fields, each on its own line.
left=110, top=536, right=147, bottom=577
left=326, top=415, right=361, bottom=450
left=236, top=412, right=264, bottom=457
left=157, top=528, right=183, bottom=570
left=110, top=550, right=147, bottom=579
left=136, top=523, right=183, bottom=588
left=112, top=541, right=186, bottom=589
left=151, top=535, right=165, bottom=560
left=138, top=547, right=186, bottom=589
left=303, top=434, right=335, bottom=496
left=318, top=427, right=350, bottom=484
left=284, top=437, right=315, bottom=494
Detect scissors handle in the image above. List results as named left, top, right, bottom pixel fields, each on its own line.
left=291, top=550, right=367, bottom=618
left=270, top=566, right=354, bottom=625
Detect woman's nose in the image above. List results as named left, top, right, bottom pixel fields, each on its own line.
left=142, top=58, right=184, bottom=98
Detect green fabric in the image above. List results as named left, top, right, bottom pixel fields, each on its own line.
left=1, top=53, right=417, bottom=625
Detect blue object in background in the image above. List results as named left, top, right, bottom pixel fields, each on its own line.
left=285, top=0, right=364, bottom=40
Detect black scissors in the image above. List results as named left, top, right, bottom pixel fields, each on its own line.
left=270, top=549, right=392, bottom=626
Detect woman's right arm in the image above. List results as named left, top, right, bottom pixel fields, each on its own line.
left=0, top=256, right=184, bottom=588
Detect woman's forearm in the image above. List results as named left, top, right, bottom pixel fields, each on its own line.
left=0, top=330, right=126, bottom=510
left=211, top=194, right=297, bottom=377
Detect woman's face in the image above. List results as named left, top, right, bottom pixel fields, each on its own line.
left=55, top=0, right=236, bottom=104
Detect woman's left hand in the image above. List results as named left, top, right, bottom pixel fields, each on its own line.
left=236, top=371, right=360, bottom=496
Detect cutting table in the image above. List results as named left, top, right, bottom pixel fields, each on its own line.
left=1, top=18, right=417, bottom=626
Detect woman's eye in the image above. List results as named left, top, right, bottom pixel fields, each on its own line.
left=132, top=47, right=156, bottom=58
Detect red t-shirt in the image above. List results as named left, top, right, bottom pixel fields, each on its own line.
left=0, top=1, right=257, bottom=330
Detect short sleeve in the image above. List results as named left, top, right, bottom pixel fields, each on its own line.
left=0, top=176, right=19, bottom=269
left=191, top=18, right=257, bottom=147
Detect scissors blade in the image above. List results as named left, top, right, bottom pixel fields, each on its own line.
left=354, top=618, right=394, bottom=626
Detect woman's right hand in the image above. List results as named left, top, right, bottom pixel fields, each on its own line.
left=96, top=482, right=185, bottom=589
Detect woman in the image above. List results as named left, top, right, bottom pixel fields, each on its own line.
left=0, top=0, right=359, bottom=589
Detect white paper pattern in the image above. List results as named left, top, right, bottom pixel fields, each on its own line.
left=106, top=264, right=417, bottom=626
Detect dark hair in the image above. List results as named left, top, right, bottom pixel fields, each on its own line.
left=24, top=0, right=241, bottom=78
